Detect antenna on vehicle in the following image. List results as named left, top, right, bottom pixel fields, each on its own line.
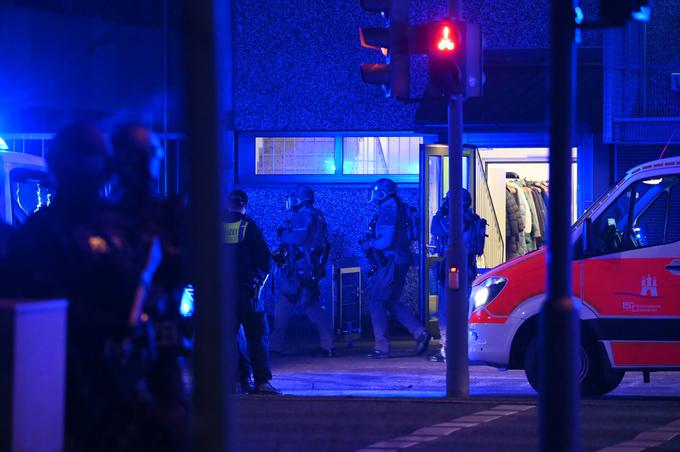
left=659, top=126, right=678, bottom=160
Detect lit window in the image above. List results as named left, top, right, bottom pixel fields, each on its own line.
left=342, top=136, right=422, bottom=175
left=255, top=137, right=335, bottom=175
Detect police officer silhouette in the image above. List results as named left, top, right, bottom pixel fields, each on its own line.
left=363, top=178, right=431, bottom=358
left=6, top=123, right=159, bottom=450
left=270, top=185, right=334, bottom=357
left=429, top=188, right=482, bottom=362
left=223, top=189, right=280, bottom=394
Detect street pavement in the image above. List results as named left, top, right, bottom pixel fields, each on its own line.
left=235, top=340, right=680, bottom=451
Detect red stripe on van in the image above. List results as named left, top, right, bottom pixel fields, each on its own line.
left=611, top=342, right=680, bottom=367
left=469, top=309, right=507, bottom=324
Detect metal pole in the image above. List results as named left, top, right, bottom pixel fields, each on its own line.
left=446, top=96, right=469, bottom=398
left=540, top=0, right=580, bottom=450
left=445, top=0, right=469, bottom=399
left=183, top=0, right=236, bottom=451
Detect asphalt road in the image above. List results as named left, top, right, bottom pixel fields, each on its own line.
left=237, top=397, right=680, bottom=451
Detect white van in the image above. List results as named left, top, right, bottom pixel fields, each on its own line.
left=0, top=151, right=51, bottom=225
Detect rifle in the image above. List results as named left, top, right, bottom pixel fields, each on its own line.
left=359, top=212, right=387, bottom=276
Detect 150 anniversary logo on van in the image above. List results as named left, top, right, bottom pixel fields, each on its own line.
left=617, top=274, right=661, bottom=313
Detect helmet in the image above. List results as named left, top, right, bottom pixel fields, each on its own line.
left=442, top=189, right=472, bottom=209
left=369, top=178, right=397, bottom=203
left=462, top=188, right=472, bottom=209
left=47, top=123, right=111, bottom=196
left=286, top=185, right=314, bottom=210
left=110, top=124, right=164, bottom=187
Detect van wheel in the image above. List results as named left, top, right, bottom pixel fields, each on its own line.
left=523, top=337, right=625, bottom=396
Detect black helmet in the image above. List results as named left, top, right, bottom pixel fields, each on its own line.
left=442, top=189, right=472, bottom=209
left=47, top=123, right=111, bottom=195
left=286, top=185, right=314, bottom=210
left=110, top=124, right=164, bottom=187
left=462, top=188, right=472, bottom=209
left=369, top=178, right=397, bottom=203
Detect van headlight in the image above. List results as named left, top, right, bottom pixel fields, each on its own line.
left=470, top=276, right=507, bottom=310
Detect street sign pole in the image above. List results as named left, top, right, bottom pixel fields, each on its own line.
left=445, top=0, right=470, bottom=399
left=540, top=0, right=580, bottom=450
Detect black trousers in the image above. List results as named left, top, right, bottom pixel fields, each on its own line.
left=236, top=293, right=272, bottom=384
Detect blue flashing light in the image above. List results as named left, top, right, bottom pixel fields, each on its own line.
left=180, top=285, right=194, bottom=317
left=632, top=6, right=651, bottom=22
left=0, top=136, right=8, bottom=151
left=574, top=6, right=584, bottom=25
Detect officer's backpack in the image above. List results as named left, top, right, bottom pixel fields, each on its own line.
left=465, top=211, right=488, bottom=257
left=398, top=199, right=420, bottom=243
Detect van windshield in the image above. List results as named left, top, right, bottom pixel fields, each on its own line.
left=10, top=168, right=53, bottom=226
left=572, top=175, right=628, bottom=229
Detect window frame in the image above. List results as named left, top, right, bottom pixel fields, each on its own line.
left=625, top=174, right=680, bottom=250
left=578, top=173, right=680, bottom=259
left=9, top=167, right=53, bottom=226
left=237, top=131, right=437, bottom=184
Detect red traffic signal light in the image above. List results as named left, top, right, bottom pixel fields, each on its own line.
left=433, top=22, right=459, bottom=54
left=408, top=20, right=482, bottom=97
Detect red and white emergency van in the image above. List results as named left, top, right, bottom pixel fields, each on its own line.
left=468, top=156, right=680, bottom=395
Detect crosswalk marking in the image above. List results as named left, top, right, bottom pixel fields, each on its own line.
left=358, top=404, right=536, bottom=451
left=598, top=418, right=680, bottom=452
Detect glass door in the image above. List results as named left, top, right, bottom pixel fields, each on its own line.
left=419, top=144, right=474, bottom=333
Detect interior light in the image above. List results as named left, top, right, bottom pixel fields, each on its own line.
left=0, top=136, right=8, bottom=151
left=642, top=178, right=663, bottom=185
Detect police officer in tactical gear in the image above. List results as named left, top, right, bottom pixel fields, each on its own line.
left=270, top=185, right=334, bottom=357
left=109, top=124, right=193, bottom=450
left=6, top=123, right=162, bottom=451
left=428, top=188, right=482, bottom=362
left=364, top=178, right=431, bottom=358
left=223, top=189, right=280, bottom=394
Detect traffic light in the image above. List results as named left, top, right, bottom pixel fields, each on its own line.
left=359, top=0, right=410, bottom=99
left=411, top=20, right=482, bottom=97
left=601, top=0, right=652, bottom=26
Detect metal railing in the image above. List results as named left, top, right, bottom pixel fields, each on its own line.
left=0, top=132, right=187, bottom=197
left=473, top=148, right=505, bottom=269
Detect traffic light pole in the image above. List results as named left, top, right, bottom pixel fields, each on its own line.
left=445, top=0, right=469, bottom=399
left=446, top=95, right=469, bottom=398
left=540, top=0, right=580, bottom=450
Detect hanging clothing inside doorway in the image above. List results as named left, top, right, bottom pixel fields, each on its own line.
left=505, top=178, right=549, bottom=260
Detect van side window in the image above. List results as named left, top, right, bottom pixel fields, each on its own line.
left=588, top=186, right=632, bottom=255
left=628, top=175, right=680, bottom=249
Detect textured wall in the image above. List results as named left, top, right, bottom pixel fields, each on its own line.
left=234, top=0, right=603, bottom=132
left=644, top=2, right=680, bottom=117
left=241, top=185, right=421, bottom=317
